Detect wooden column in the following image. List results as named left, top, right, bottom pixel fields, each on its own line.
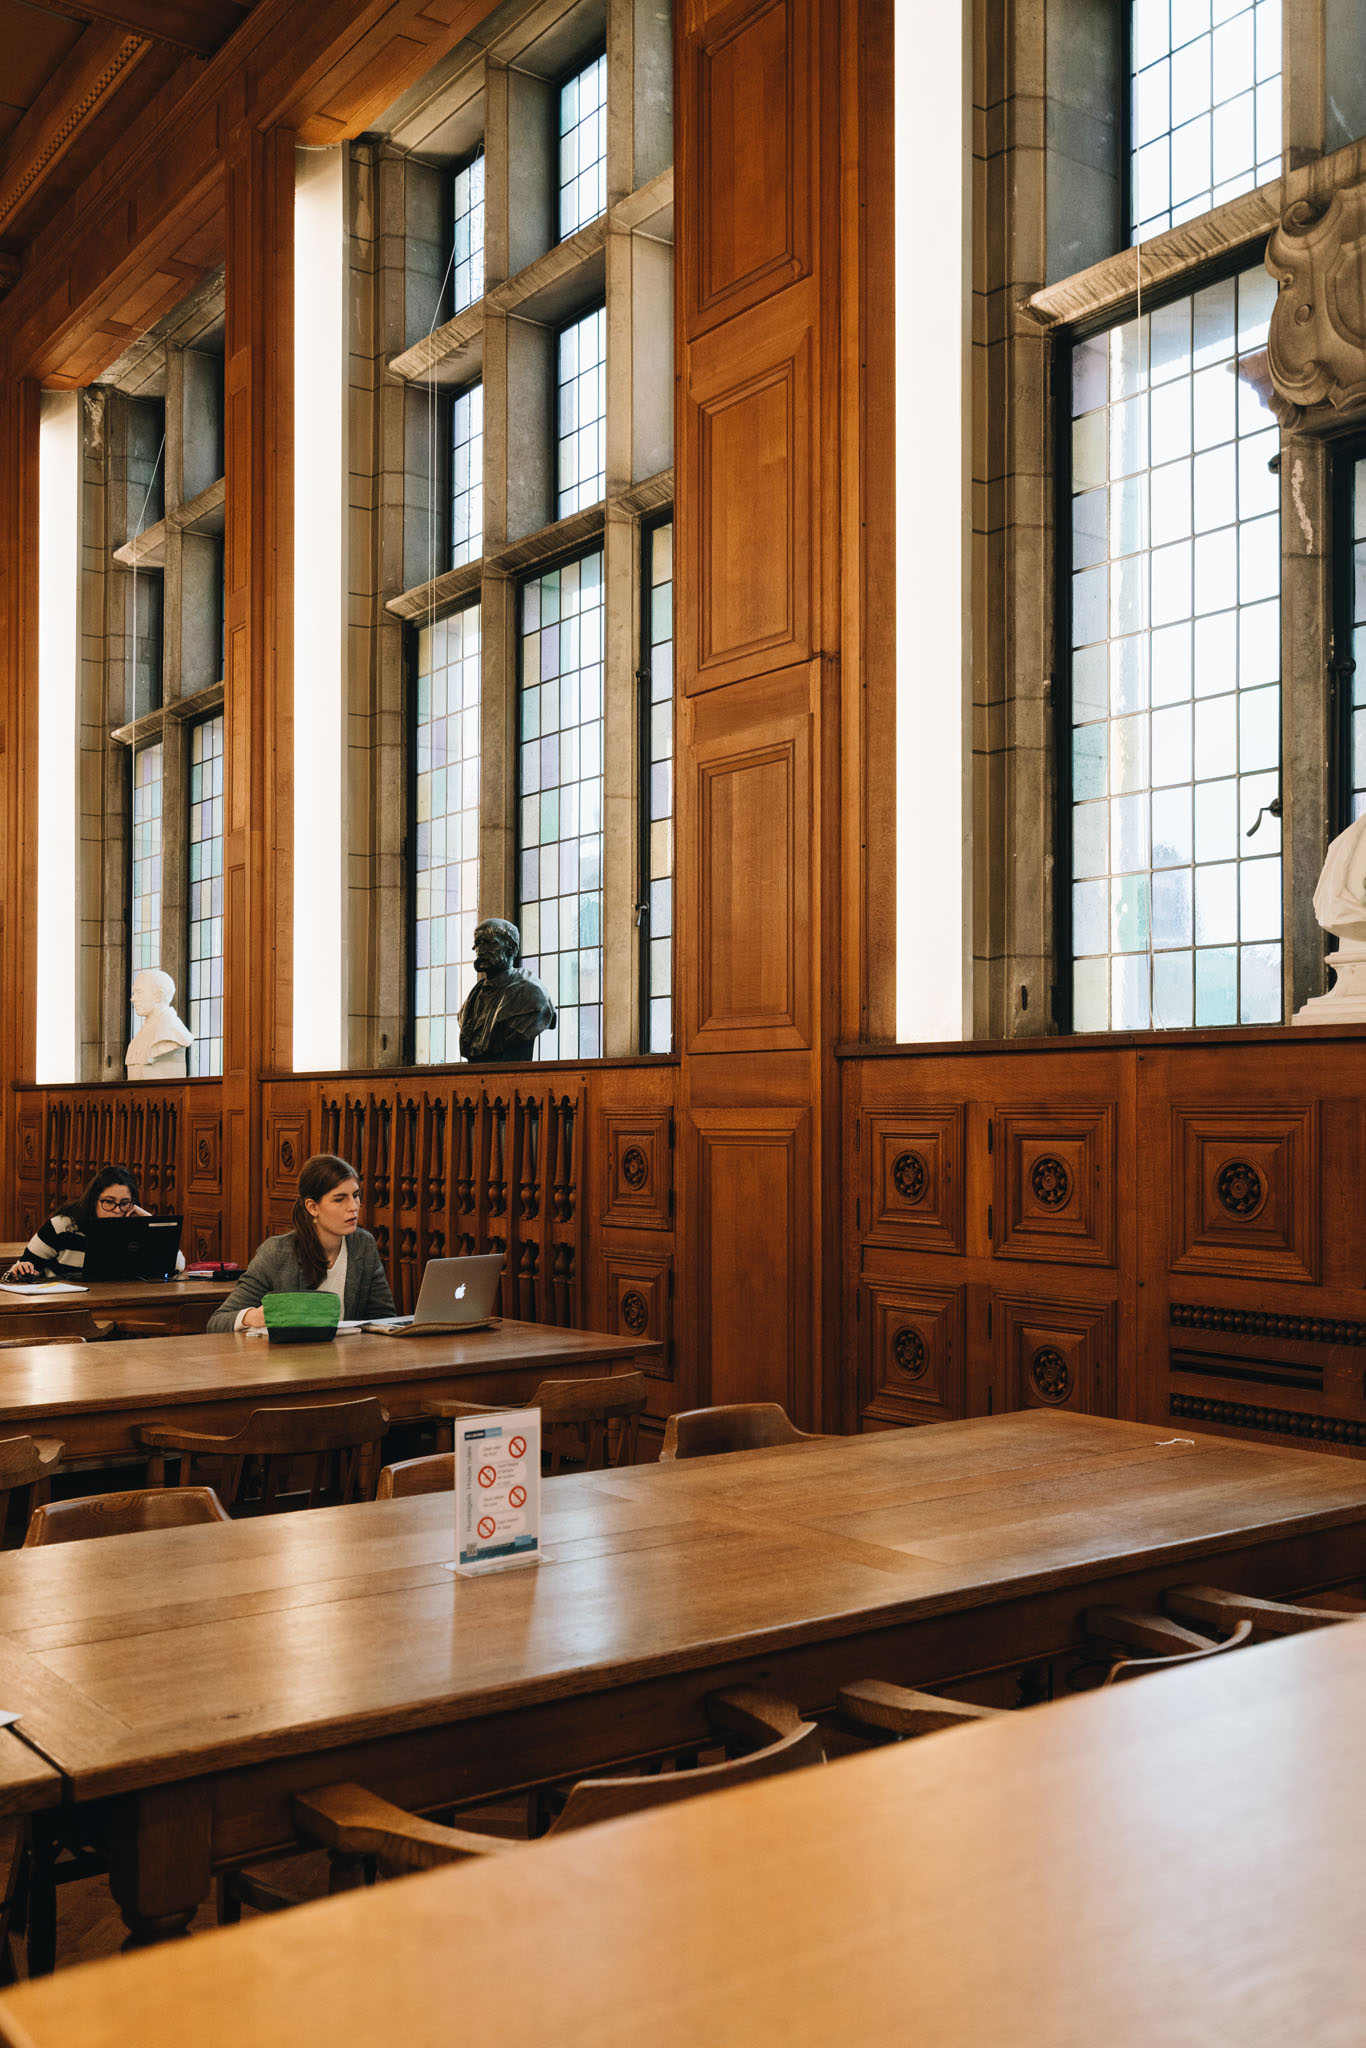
left=675, top=0, right=863, bottom=1429
left=221, top=128, right=295, bottom=1258
left=0, top=366, right=42, bottom=1182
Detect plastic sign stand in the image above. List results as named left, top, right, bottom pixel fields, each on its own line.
left=452, top=1408, right=541, bottom=1574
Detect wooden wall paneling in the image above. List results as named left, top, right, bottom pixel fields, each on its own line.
left=860, top=1279, right=966, bottom=1429
left=0, top=375, right=40, bottom=1136
left=860, top=1103, right=967, bottom=1256
left=220, top=125, right=294, bottom=1265
left=684, top=665, right=815, bottom=1053
left=991, top=1103, right=1117, bottom=1266
left=993, top=1293, right=1117, bottom=1416
left=680, top=0, right=815, bottom=338
left=691, top=1103, right=812, bottom=1419
left=1169, top=1103, right=1321, bottom=1284
left=682, top=292, right=817, bottom=692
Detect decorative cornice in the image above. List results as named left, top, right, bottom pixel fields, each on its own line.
left=0, top=36, right=147, bottom=238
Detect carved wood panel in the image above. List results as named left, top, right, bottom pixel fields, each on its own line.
left=992, top=1105, right=1116, bottom=1266
left=685, top=299, right=814, bottom=690
left=605, top=1252, right=674, bottom=1377
left=601, top=1110, right=673, bottom=1230
left=861, top=1282, right=965, bottom=1428
left=694, top=1106, right=810, bottom=1416
left=186, top=1115, right=222, bottom=1196
left=265, top=1112, right=311, bottom=1199
left=690, top=689, right=812, bottom=1051
left=15, top=1111, right=41, bottom=1186
left=682, top=0, right=813, bottom=336
left=863, top=1107, right=965, bottom=1255
left=1170, top=1105, right=1321, bottom=1284
left=995, top=1294, right=1117, bottom=1416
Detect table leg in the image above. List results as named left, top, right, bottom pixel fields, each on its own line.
left=107, top=1781, right=213, bottom=1949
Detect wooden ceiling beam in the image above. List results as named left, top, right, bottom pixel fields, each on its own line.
left=0, top=22, right=151, bottom=244
left=20, top=0, right=252, bottom=59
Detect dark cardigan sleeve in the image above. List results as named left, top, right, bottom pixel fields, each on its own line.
left=353, top=1232, right=397, bottom=1319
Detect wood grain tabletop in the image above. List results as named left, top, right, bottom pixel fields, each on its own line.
left=3, top=1617, right=1363, bottom=2047
left=0, top=1319, right=661, bottom=1456
left=0, top=1280, right=232, bottom=1318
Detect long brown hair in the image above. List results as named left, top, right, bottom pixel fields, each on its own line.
left=291, top=1154, right=360, bottom=1289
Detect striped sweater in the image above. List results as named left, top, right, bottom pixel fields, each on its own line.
left=7, top=1213, right=185, bottom=1279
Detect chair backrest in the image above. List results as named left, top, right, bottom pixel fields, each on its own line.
left=660, top=1402, right=819, bottom=1461
left=377, top=1453, right=455, bottom=1500
left=0, top=1309, right=106, bottom=1346
left=552, top=1686, right=822, bottom=1831
left=1084, top=1603, right=1254, bottom=1684
left=23, top=1485, right=230, bottom=1546
left=0, top=1435, right=64, bottom=1491
left=227, top=1400, right=390, bottom=1456
left=1166, top=1583, right=1366, bottom=1638
left=531, top=1371, right=648, bottom=1473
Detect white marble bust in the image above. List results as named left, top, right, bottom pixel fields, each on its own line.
left=1295, top=813, right=1366, bottom=1023
left=126, top=968, right=193, bottom=1079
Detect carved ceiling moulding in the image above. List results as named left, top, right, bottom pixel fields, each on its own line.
left=1267, top=181, right=1366, bottom=431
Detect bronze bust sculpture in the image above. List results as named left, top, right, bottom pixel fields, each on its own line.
left=457, top=918, right=557, bottom=1062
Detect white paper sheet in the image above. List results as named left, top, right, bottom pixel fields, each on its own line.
left=0, top=1281, right=87, bottom=1295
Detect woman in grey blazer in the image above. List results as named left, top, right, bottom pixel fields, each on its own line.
left=208, top=1153, right=397, bottom=1333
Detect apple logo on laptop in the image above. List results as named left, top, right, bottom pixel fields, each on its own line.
left=455, top=1284, right=466, bottom=1299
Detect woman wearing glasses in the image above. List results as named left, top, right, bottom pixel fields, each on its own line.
left=3, top=1165, right=184, bottom=1280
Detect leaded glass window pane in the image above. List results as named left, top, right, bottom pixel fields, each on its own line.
left=451, top=383, right=483, bottom=568
left=557, top=306, right=606, bottom=517
left=558, top=53, right=607, bottom=240
left=452, top=149, right=485, bottom=314
left=1069, top=264, right=1281, bottom=1031
left=414, top=603, right=482, bottom=1065
left=643, top=522, right=673, bottom=1053
left=188, top=714, right=224, bottom=1076
left=518, top=552, right=604, bottom=1060
left=1131, top=0, right=1281, bottom=243
left=129, top=742, right=163, bottom=1037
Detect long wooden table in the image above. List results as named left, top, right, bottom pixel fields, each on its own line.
left=0, top=1279, right=232, bottom=1340
left=2, top=1619, right=1359, bottom=2047
left=0, top=1411, right=1364, bottom=1947
left=0, top=1320, right=660, bottom=1458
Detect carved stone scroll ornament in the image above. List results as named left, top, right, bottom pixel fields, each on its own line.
left=1266, top=182, right=1366, bottom=430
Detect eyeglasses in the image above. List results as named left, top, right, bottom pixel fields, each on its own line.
left=96, top=1196, right=135, bottom=1215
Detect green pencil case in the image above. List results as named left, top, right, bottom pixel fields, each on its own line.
left=262, top=1291, right=340, bottom=1344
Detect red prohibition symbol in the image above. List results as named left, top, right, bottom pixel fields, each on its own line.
left=509, top=1484, right=527, bottom=1508
left=508, top=1436, right=527, bottom=1460
left=477, top=1515, right=496, bottom=1540
left=477, top=1465, right=498, bottom=1489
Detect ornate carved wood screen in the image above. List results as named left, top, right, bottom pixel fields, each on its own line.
left=13, top=1083, right=226, bottom=1262
left=844, top=1029, right=1366, bottom=1458
left=8, top=1061, right=679, bottom=1435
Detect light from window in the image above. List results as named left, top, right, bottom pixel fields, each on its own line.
left=451, top=383, right=483, bottom=567
left=518, top=553, right=604, bottom=1060
left=1350, top=457, right=1366, bottom=820
left=1131, top=0, right=1281, bottom=243
left=452, top=149, right=485, bottom=313
left=643, top=522, right=673, bottom=1053
left=559, top=53, right=607, bottom=239
left=414, top=604, right=482, bottom=1064
left=557, top=306, right=606, bottom=517
left=131, top=742, right=163, bottom=978
left=188, top=713, right=224, bottom=1076
left=1069, top=264, right=1281, bottom=1031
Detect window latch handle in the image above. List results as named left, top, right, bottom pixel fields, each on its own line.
left=1246, top=795, right=1282, bottom=838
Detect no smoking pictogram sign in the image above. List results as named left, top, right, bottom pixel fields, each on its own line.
left=477, top=1515, right=496, bottom=1539
left=508, top=1435, right=527, bottom=1459
left=509, top=1484, right=527, bottom=1508
left=477, top=1465, right=498, bottom=1488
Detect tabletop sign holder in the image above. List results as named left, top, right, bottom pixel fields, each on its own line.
left=451, top=1408, right=541, bottom=1575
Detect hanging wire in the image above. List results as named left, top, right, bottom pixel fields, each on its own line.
left=426, top=239, right=460, bottom=649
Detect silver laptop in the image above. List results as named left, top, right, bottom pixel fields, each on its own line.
left=363, top=1253, right=504, bottom=1335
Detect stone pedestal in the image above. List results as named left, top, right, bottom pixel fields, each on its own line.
left=1293, top=942, right=1366, bottom=1024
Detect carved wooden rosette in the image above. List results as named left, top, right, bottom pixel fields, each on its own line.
left=1267, top=182, right=1366, bottom=431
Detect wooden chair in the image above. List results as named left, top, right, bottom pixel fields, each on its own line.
left=377, top=1453, right=455, bottom=1500
left=10, top=1479, right=231, bottom=1970
left=23, top=1485, right=230, bottom=1546
left=133, top=1399, right=390, bottom=1512
left=1083, top=1605, right=1254, bottom=1685
left=0, top=1436, right=64, bottom=1539
left=433, top=1372, right=649, bottom=1474
left=0, top=1309, right=110, bottom=1347
left=659, top=1402, right=825, bottom=1461
left=287, top=1689, right=821, bottom=1894
left=1165, top=1583, right=1366, bottom=1638
left=834, top=1677, right=1006, bottom=1741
